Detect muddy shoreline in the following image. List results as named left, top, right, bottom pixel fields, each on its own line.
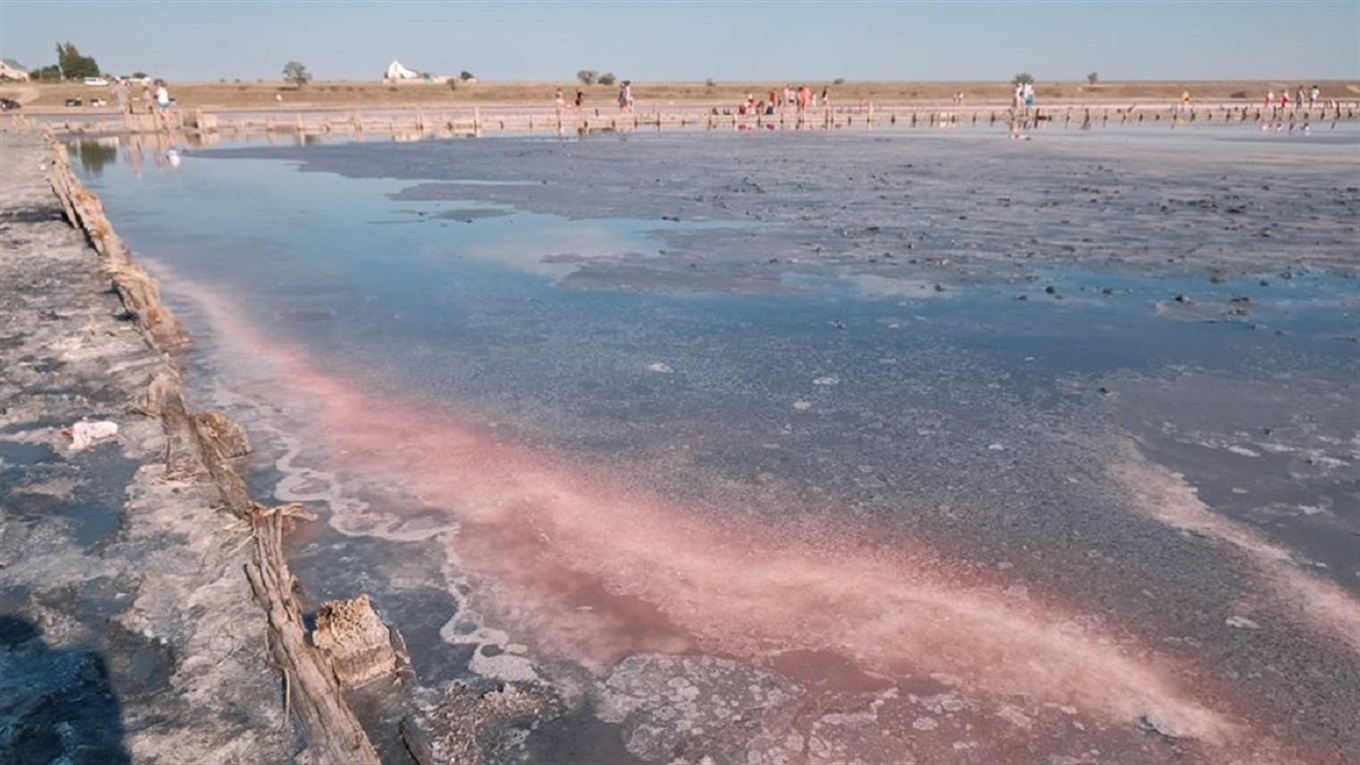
left=0, top=132, right=296, bottom=762
left=2, top=129, right=590, bottom=765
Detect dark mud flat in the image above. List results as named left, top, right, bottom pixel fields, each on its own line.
left=77, top=128, right=1360, bottom=764
left=0, top=134, right=292, bottom=764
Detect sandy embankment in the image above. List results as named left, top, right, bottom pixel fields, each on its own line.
left=0, top=132, right=381, bottom=763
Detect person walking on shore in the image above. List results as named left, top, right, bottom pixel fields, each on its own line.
left=112, top=78, right=130, bottom=114
left=154, top=81, right=175, bottom=128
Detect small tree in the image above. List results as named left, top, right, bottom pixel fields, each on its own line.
left=576, top=69, right=598, bottom=85
left=1012, top=72, right=1035, bottom=86
left=459, top=70, right=475, bottom=81
left=34, top=65, right=62, bottom=81
left=282, top=61, right=312, bottom=87
left=131, top=71, right=148, bottom=79
left=1086, top=71, right=1099, bottom=85
left=833, top=77, right=846, bottom=85
left=55, top=42, right=100, bottom=79
left=598, top=72, right=616, bottom=86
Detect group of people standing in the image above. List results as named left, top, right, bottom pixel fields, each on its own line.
left=555, top=84, right=620, bottom=115
left=109, top=77, right=172, bottom=117
left=554, top=81, right=833, bottom=119
left=1012, top=81, right=1035, bottom=111
left=739, top=85, right=828, bottom=117
left=1264, top=86, right=1322, bottom=109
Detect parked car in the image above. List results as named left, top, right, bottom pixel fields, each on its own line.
left=64, top=96, right=82, bottom=107
left=0, top=97, right=20, bottom=111
left=89, top=97, right=106, bottom=107
left=83, top=77, right=109, bottom=87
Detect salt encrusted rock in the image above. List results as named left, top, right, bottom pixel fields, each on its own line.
left=311, top=594, right=397, bottom=687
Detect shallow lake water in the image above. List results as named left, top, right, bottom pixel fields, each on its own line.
left=76, top=126, right=1359, bottom=764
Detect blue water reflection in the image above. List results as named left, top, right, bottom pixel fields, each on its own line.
left=76, top=141, right=1357, bottom=434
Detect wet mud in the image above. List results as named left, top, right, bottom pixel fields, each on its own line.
left=72, top=128, right=1360, bottom=763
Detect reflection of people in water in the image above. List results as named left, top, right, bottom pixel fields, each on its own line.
left=0, top=615, right=131, bottom=764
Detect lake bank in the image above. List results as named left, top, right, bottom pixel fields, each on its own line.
left=0, top=132, right=296, bottom=763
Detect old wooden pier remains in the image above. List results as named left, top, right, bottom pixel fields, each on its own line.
left=12, top=99, right=1359, bottom=143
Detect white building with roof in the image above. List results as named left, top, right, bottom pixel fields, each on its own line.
left=383, top=60, right=420, bottom=81
left=0, top=59, right=29, bottom=81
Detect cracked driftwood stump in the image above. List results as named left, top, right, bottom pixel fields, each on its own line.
left=312, top=595, right=399, bottom=688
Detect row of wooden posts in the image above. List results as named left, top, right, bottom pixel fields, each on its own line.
left=24, top=101, right=1360, bottom=139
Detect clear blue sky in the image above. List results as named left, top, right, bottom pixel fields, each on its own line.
left=3, top=1, right=1357, bottom=82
